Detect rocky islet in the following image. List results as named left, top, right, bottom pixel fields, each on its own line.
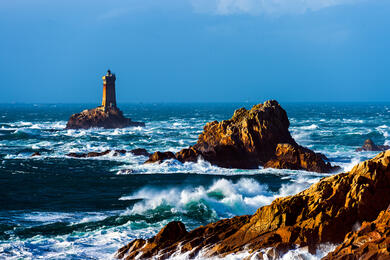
left=145, top=100, right=339, bottom=173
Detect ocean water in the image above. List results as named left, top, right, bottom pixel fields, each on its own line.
left=0, top=102, right=389, bottom=259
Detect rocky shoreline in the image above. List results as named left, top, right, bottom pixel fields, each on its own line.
left=145, top=100, right=339, bottom=173
left=116, top=150, right=390, bottom=259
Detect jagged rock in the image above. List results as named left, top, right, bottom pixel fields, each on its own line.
left=119, top=150, right=390, bottom=259
left=264, top=143, right=337, bottom=173
left=145, top=100, right=339, bottom=173
left=324, top=205, right=390, bottom=260
left=31, top=152, right=41, bottom=157
left=65, top=107, right=144, bottom=129
left=356, top=138, right=390, bottom=152
left=116, top=221, right=188, bottom=259
left=175, top=147, right=200, bottom=163
left=144, top=151, right=176, bottom=164
left=116, top=216, right=250, bottom=260
left=130, top=148, right=150, bottom=157
left=67, top=150, right=110, bottom=158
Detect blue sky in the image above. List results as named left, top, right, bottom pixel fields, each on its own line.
left=0, top=0, right=389, bottom=103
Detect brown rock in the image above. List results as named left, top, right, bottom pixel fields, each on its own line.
left=117, top=216, right=250, bottom=260
left=86, top=150, right=111, bottom=157
left=324, top=206, right=390, bottom=260
left=65, top=106, right=144, bottom=129
left=67, top=150, right=111, bottom=158
left=356, top=138, right=390, bottom=152
left=67, top=152, right=87, bottom=158
left=31, top=151, right=41, bottom=157
left=264, top=143, right=340, bottom=173
left=119, top=150, right=390, bottom=259
left=116, top=221, right=188, bottom=260
left=130, top=148, right=150, bottom=157
left=175, top=147, right=200, bottom=162
left=145, top=100, right=339, bottom=173
left=145, top=151, right=176, bottom=164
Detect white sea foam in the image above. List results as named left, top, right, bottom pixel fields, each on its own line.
left=166, top=241, right=336, bottom=260
left=301, top=124, right=319, bottom=130
left=121, top=176, right=319, bottom=218
left=116, top=156, right=331, bottom=177
left=377, top=124, right=390, bottom=139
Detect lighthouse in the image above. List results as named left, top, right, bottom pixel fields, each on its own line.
left=101, top=69, right=117, bottom=110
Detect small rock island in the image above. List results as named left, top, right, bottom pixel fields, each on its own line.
left=145, top=100, right=340, bottom=173
left=356, top=138, right=390, bottom=152
left=66, top=70, right=144, bottom=129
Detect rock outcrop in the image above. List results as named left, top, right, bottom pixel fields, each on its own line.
left=324, top=205, right=390, bottom=260
left=144, top=151, right=176, bottom=164
left=145, top=100, right=339, bottom=173
left=118, top=150, right=390, bottom=259
left=65, top=107, right=144, bottom=129
left=356, top=138, right=390, bottom=152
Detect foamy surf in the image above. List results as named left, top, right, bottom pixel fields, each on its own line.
left=1, top=103, right=389, bottom=259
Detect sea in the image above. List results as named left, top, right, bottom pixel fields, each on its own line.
left=0, top=102, right=389, bottom=259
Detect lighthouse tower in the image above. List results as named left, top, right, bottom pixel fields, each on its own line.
left=101, top=69, right=117, bottom=110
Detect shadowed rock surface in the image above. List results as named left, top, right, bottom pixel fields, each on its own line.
left=145, top=100, right=339, bottom=173
left=356, top=138, right=390, bottom=152
left=118, top=150, right=390, bottom=259
left=324, top=205, right=390, bottom=260
left=65, top=107, right=144, bottom=129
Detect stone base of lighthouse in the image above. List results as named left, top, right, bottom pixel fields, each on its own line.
left=66, top=106, right=145, bottom=129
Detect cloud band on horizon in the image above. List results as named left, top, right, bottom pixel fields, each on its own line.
left=190, top=0, right=361, bottom=15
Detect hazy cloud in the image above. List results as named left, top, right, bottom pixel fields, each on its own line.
left=190, top=0, right=360, bottom=15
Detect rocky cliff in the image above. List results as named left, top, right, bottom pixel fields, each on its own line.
left=145, top=100, right=339, bottom=173
left=65, top=107, right=144, bottom=129
left=117, top=150, right=390, bottom=259
left=324, top=205, right=390, bottom=260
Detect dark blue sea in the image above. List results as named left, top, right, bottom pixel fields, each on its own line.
left=0, top=102, right=389, bottom=259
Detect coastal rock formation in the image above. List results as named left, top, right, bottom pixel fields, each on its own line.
left=356, top=138, right=390, bottom=152
left=129, top=148, right=150, bottom=157
left=67, top=148, right=149, bottom=158
left=118, top=150, right=390, bottom=259
left=65, top=107, right=144, bottom=129
left=145, top=100, right=339, bottom=173
left=324, top=205, right=390, bottom=260
left=264, top=143, right=335, bottom=173
left=145, top=151, right=176, bottom=164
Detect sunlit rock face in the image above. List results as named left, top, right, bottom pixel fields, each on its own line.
left=145, top=100, right=339, bottom=173
left=118, top=150, right=390, bottom=259
left=324, top=206, right=390, bottom=260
